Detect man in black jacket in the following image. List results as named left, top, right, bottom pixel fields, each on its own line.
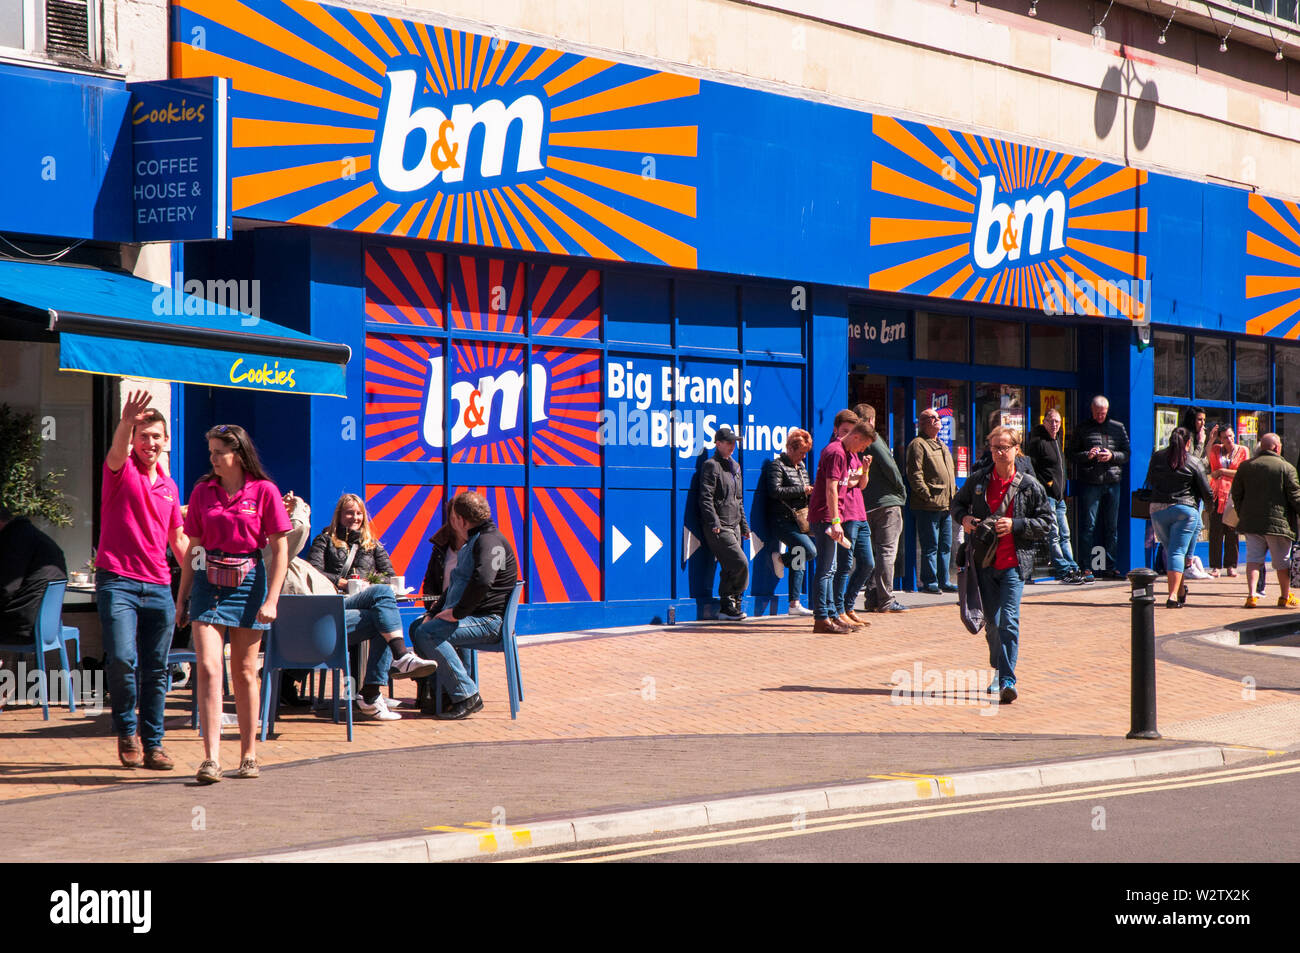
left=411, top=491, right=518, bottom=719
left=699, top=426, right=750, bottom=621
left=0, top=504, right=67, bottom=644
left=1025, top=410, right=1084, bottom=584
left=1069, top=395, right=1130, bottom=580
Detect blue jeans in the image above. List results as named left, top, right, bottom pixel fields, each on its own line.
left=771, top=518, right=816, bottom=604
left=1078, top=482, right=1122, bottom=573
left=96, top=570, right=175, bottom=748
left=977, top=566, right=1024, bottom=689
left=811, top=521, right=839, bottom=620
left=344, top=586, right=403, bottom=688
left=1151, top=504, right=1199, bottom=574
left=1048, top=498, right=1079, bottom=574
left=411, top=613, right=503, bottom=701
left=914, top=510, right=952, bottom=589
left=835, top=519, right=875, bottom=614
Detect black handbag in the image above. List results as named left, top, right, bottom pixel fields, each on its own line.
left=971, top=473, right=1022, bottom=569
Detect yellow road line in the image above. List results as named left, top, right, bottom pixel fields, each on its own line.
left=496, top=757, right=1300, bottom=863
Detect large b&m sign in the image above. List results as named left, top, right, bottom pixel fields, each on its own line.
left=172, top=0, right=699, bottom=270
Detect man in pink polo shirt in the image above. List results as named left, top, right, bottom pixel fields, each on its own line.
left=96, top=391, right=188, bottom=770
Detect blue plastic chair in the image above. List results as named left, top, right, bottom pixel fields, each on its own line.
left=438, top=583, right=525, bottom=720
left=0, top=580, right=80, bottom=720
left=259, top=595, right=352, bottom=741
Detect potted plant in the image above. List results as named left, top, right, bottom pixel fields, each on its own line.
left=0, top=403, right=72, bottom=527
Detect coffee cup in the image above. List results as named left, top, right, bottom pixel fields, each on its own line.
left=390, top=575, right=405, bottom=593
left=346, top=578, right=366, bottom=596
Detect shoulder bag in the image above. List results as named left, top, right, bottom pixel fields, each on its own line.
left=971, top=473, right=1023, bottom=569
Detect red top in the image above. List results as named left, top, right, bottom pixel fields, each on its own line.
left=985, top=469, right=1020, bottom=571
left=809, top=440, right=848, bottom=524
left=183, top=478, right=290, bottom=554
left=841, top=452, right=867, bottom=521
left=96, top=452, right=183, bottom=585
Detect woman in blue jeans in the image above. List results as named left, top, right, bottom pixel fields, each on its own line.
left=761, top=429, right=816, bottom=616
left=1145, top=427, right=1215, bottom=608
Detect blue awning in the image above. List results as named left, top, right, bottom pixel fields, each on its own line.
left=0, top=258, right=349, bottom=397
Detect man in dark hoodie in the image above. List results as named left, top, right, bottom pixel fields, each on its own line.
left=0, top=503, right=67, bottom=644
left=1025, top=409, right=1084, bottom=584
left=411, top=491, right=518, bottom=719
left=700, top=426, right=750, bottom=621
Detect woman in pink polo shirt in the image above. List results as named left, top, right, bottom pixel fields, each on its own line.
left=177, top=424, right=290, bottom=784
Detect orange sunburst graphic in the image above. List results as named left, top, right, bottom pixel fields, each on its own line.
left=173, top=0, right=699, bottom=268
left=868, top=116, right=1147, bottom=319
left=1245, top=192, right=1300, bottom=338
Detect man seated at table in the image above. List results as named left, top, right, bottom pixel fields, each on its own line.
left=0, top=502, right=67, bottom=645
left=411, top=491, right=519, bottom=720
left=266, top=492, right=437, bottom=721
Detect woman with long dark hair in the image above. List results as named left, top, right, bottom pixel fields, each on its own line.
left=176, top=424, right=290, bottom=783
left=1208, top=424, right=1247, bottom=576
left=1145, top=426, right=1214, bottom=608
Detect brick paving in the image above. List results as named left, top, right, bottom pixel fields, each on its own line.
left=0, top=574, right=1296, bottom=859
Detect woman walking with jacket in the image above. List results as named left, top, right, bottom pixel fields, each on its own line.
left=1145, top=427, right=1215, bottom=608
left=761, top=429, right=816, bottom=616
left=952, top=426, right=1054, bottom=704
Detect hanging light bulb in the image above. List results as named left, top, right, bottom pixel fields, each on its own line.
left=1220, top=38, right=1228, bottom=53
left=1157, top=31, right=1167, bottom=45
left=1091, top=22, right=1106, bottom=45
left=1278, top=48, right=1285, bottom=61
left=1029, top=1, right=1039, bottom=16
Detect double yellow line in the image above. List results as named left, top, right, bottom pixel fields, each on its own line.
left=496, top=757, right=1300, bottom=863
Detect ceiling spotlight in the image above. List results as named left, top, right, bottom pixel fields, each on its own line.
left=1029, top=1, right=1039, bottom=16
left=1220, top=38, right=1228, bottom=53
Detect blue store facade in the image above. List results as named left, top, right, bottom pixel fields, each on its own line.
left=130, top=0, right=1300, bottom=632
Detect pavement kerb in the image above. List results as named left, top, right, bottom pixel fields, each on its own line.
left=235, top=743, right=1262, bottom=863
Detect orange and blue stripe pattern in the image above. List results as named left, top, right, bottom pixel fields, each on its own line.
left=172, top=0, right=699, bottom=268
left=530, top=346, right=601, bottom=467
left=365, top=483, right=444, bottom=587
left=1245, top=193, right=1300, bottom=338
left=868, top=115, right=1147, bottom=319
left=365, top=331, right=442, bottom=463
left=531, top=487, right=601, bottom=602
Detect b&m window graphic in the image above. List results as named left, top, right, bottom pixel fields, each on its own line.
left=868, top=115, right=1148, bottom=320
left=1245, top=193, right=1300, bottom=337
left=364, top=246, right=445, bottom=328
left=172, top=0, right=700, bottom=268
left=448, top=256, right=524, bottom=335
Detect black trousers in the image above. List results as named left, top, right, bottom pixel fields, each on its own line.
left=1207, top=508, right=1239, bottom=569
left=705, top=526, right=750, bottom=602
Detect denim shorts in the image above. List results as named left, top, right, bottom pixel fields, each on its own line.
left=190, top=557, right=269, bottom=630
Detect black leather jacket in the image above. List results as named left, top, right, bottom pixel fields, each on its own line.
left=307, top=531, right=394, bottom=584
left=762, top=453, right=810, bottom=524
left=1070, top=417, right=1130, bottom=485
left=1144, top=451, right=1214, bottom=509
left=1024, top=425, right=1066, bottom=501
left=699, top=451, right=749, bottom=535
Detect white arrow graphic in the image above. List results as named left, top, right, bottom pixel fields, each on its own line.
left=749, top=532, right=763, bottom=561
left=611, top=525, right=631, bottom=563
left=644, top=525, right=662, bottom=562
left=682, top=527, right=699, bottom=564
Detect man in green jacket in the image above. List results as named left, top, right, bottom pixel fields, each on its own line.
left=1230, top=433, right=1300, bottom=609
left=855, top=404, right=908, bottom=612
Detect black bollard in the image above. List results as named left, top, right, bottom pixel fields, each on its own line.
left=1126, top=568, right=1161, bottom=739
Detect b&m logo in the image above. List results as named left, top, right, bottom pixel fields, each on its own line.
left=972, top=170, right=1067, bottom=271
left=376, top=60, right=547, bottom=195
left=420, top=353, right=548, bottom=452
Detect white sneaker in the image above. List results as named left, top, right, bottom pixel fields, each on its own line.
left=389, top=651, right=439, bottom=680
left=771, top=551, right=785, bottom=579
left=356, top=695, right=400, bottom=720
left=788, top=601, right=813, bottom=617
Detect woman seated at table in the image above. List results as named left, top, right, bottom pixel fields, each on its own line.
left=307, top=493, right=395, bottom=590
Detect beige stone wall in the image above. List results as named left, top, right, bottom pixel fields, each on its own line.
left=372, top=0, right=1300, bottom=199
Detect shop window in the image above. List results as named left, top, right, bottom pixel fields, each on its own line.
left=915, top=312, right=968, bottom=363
left=1236, top=340, right=1270, bottom=405
left=1193, top=337, right=1230, bottom=403
left=1278, top=413, right=1300, bottom=467
left=1153, top=331, right=1188, bottom=397
left=975, top=383, right=1027, bottom=451
left=973, top=318, right=1024, bottom=368
left=1237, top=410, right=1271, bottom=454
left=1028, top=325, right=1075, bottom=372
left=916, top=379, right=970, bottom=477
left=1277, top=344, right=1300, bottom=407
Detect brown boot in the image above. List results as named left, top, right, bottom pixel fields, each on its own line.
left=143, top=747, right=174, bottom=771
left=842, top=610, right=872, bottom=627
left=832, top=614, right=861, bottom=630
left=813, top=618, right=848, bottom=634
left=118, top=736, right=144, bottom=769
